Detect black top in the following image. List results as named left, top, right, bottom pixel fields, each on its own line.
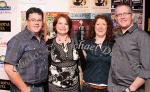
left=83, top=38, right=113, bottom=84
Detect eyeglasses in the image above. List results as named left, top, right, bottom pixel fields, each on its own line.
left=28, top=19, right=42, bottom=22
left=116, top=12, right=132, bottom=17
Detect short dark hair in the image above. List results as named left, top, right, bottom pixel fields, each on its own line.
left=26, top=7, right=43, bottom=20
left=115, top=2, right=132, bottom=13
left=53, top=14, right=72, bottom=36
left=87, top=15, right=113, bottom=41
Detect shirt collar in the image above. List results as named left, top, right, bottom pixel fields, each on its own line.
left=127, top=23, right=138, bottom=33
left=122, top=23, right=133, bottom=34
left=24, top=27, right=37, bottom=40
left=93, top=38, right=107, bottom=45
left=117, top=23, right=138, bottom=36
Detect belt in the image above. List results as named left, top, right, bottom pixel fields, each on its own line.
left=84, top=82, right=107, bottom=90
left=25, top=82, right=45, bottom=87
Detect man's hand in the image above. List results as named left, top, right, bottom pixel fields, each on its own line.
left=21, top=86, right=31, bottom=92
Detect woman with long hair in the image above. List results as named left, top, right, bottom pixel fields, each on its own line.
left=81, top=15, right=114, bottom=92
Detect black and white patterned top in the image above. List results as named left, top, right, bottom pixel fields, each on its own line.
left=46, top=38, right=80, bottom=92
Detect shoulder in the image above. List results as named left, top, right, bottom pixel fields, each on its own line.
left=46, top=38, right=55, bottom=50
left=129, top=29, right=150, bottom=46
left=46, top=38, right=55, bottom=45
left=133, top=30, right=150, bottom=40
left=12, top=30, right=31, bottom=41
left=130, top=24, right=149, bottom=37
left=77, top=39, right=96, bottom=51
left=107, top=37, right=115, bottom=47
left=8, top=31, right=24, bottom=44
left=78, top=39, right=93, bottom=47
left=81, top=39, right=94, bottom=44
left=136, top=30, right=149, bottom=36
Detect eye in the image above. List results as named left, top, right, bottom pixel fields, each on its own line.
left=102, top=23, right=106, bottom=25
left=116, top=12, right=131, bottom=17
left=96, top=23, right=99, bottom=25
left=57, top=22, right=62, bottom=25
left=65, top=23, right=68, bottom=25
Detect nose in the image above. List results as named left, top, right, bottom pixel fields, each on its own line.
left=61, top=24, right=66, bottom=28
left=35, top=21, right=40, bottom=25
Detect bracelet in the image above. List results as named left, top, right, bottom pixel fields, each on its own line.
left=127, top=87, right=135, bottom=92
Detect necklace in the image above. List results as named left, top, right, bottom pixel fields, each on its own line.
left=56, top=36, right=70, bottom=57
left=57, top=35, right=69, bottom=44
left=95, top=37, right=105, bottom=49
left=61, top=43, right=68, bottom=52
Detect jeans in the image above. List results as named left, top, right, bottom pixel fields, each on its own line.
left=48, top=83, right=80, bottom=92
left=49, top=89, right=80, bottom=92
left=108, top=84, right=144, bottom=92
left=10, top=83, right=44, bottom=92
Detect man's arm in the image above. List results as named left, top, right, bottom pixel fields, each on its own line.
left=4, top=63, right=30, bottom=92
left=125, top=31, right=150, bottom=92
left=125, top=77, right=145, bottom=91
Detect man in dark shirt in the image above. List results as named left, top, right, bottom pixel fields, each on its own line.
left=4, top=7, right=48, bottom=92
left=77, top=20, right=86, bottom=43
left=108, top=3, right=150, bottom=92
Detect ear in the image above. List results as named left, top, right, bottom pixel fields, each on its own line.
left=23, top=20, right=27, bottom=29
left=114, top=15, right=117, bottom=21
left=113, top=14, right=118, bottom=24
left=132, top=13, right=135, bottom=20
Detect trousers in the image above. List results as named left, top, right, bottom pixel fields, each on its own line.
left=10, top=83, right=44, bottom=92
left=145, top=79, right=150, bottom=92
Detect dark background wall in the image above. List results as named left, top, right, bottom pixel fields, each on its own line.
left=145, top=0, right=150, bottom=34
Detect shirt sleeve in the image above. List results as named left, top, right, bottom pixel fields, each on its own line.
left=4, top=37, right=24, bottom=65
left=108, top=66, right=114, bottom=91
left=138, top=31, right=150, bottom=79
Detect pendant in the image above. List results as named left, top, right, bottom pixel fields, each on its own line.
left=64, top=45, right=68, bottom=53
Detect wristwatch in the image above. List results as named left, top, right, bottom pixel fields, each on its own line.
left=122, top=87, right=136, bottom=92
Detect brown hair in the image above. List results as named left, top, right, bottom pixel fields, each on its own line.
left=26, top=7, right=43, bottom=20
left=87, top=15, right=113, bottom=41
left=53, top=14, right=72, bottom=36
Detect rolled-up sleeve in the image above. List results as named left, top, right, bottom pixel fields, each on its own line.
left=138, top=32, right=150, bottom=79
left=4, top=37, right=24, bottom=65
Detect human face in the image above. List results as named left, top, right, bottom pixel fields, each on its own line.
left=27, top=13, right=43, bottom=34
left=115, top=5, right=133, bottom=30
left=95, top=18, right=107, bottom=37
left=56, top=17, right=69, bottom=36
